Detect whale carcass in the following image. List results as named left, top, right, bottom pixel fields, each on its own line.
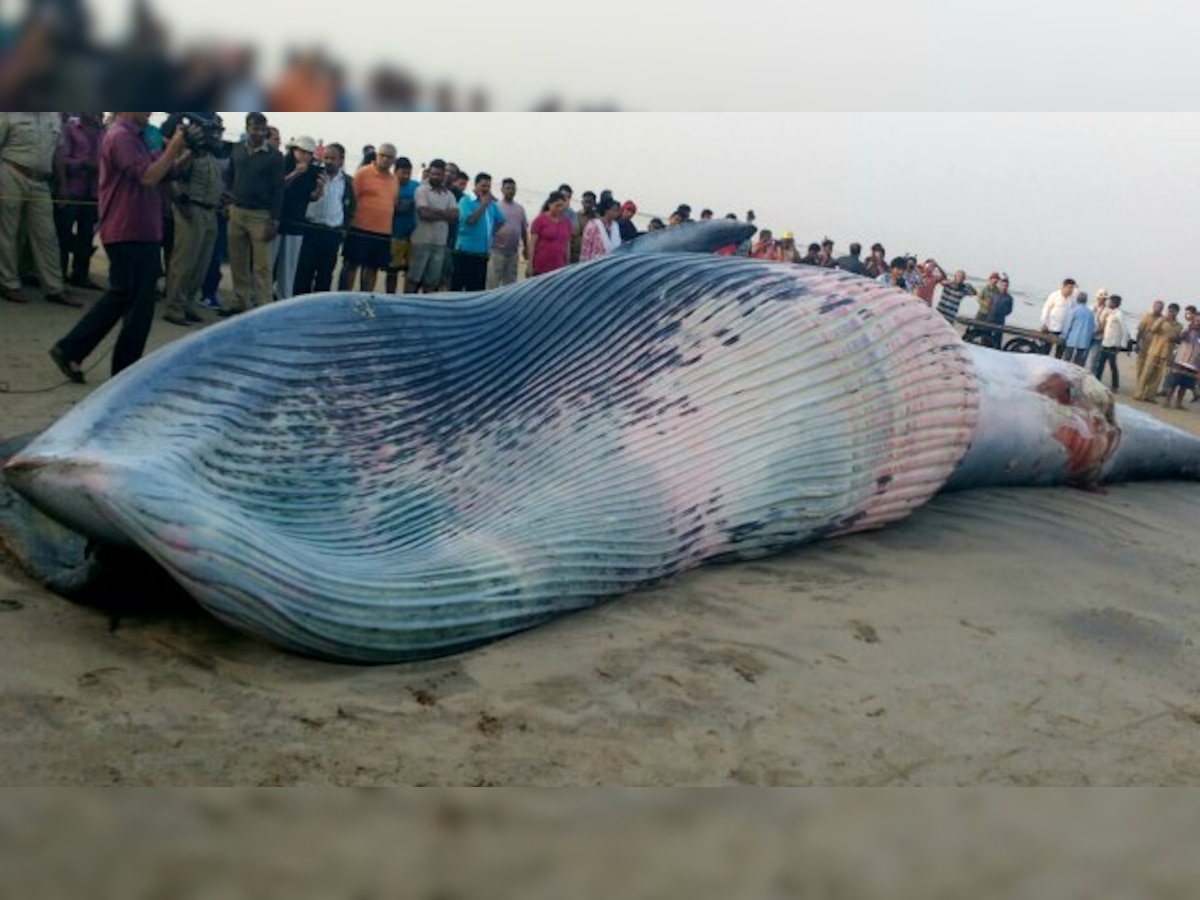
left=4, top=225, right=1198, bottom=662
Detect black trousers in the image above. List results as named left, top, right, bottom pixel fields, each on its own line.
left=57, top=242, right=160, bottom=377
left=57, top=200, right=97, bottom=282
left=451, top=251, right=489, bottom=292
left=295, top=224, right=344, bottom=295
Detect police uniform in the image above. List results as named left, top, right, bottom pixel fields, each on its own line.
left=0, top=113, right=65, bottom=297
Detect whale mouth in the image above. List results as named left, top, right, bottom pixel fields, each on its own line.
left=2, top=454, right=131, bottom=546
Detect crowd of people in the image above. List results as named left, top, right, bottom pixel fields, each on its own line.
left=2, top=110, right=1196, bottom=410
left=1037, top=280, right=1199, bottom=405
left=1, top=2, right=620, bottom=113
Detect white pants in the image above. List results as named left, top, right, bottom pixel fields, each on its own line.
left=274, top=234, right=304, bottom=300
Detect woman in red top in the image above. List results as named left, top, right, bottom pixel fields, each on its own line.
left=528, top=191, right=572, bottom=277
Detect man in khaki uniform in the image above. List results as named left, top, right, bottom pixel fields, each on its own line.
left=1134, top=299, right=1164, bottom=382
left=0, top=112, right=78, bottom=306
left=163, top=117, right=225, bottom=326
left=1133, top=302, right=1183, bottom=403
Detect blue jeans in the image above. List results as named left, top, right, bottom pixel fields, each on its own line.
left=1091, top=348, right=1120, bottom=390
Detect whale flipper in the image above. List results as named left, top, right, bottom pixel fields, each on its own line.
left=616, top=220, right=756, bottom=256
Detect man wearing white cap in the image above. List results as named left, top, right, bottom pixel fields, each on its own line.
left=275, top=134, right=325, bottom=300
left=1083, top=288, right=1110, bottom=370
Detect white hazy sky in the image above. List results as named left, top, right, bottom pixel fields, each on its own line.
left=229, top=112, right=1197, bottom=315
left=81, top=0, right=1200, bottom=314
left=91, top=0, right=1200, bottom=111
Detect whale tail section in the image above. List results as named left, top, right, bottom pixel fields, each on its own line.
left=1101, top=403, right=1200, bottom=483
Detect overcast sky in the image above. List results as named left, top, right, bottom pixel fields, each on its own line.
left=95, top=0, right=1200, bottom=112
left=79, top=0, right=1200, bottom=314
left=234, top=112, right=1197, bottom=315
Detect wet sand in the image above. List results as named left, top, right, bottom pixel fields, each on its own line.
left=1, top=280, right=1199, bottom=785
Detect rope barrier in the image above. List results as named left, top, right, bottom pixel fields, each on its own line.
left=0, top=335, right=117, bottom=395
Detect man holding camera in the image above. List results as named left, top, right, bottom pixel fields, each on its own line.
left=295, top=142, right=354, bottom=295
left=222, top=112, right=284, bottom=315
left=275, top=134, right=325, bottom=300
left=163, top=115, right=225, bottom=326
left=49, top=113, right=191, bottom=383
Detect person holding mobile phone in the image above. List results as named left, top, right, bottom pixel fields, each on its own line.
left=452, top=172, right=506, bottom=291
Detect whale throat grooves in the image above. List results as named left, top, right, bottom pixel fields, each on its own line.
left=6, top=256, right=979, bottom=662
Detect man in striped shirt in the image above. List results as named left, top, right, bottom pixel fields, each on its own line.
left=936, top=269, right=977, bottom=324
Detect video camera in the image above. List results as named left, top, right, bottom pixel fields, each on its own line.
left=160, top=112, right=224, bottom=151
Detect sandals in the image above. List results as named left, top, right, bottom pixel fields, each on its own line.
left=48, top=345, right=86, bottom=384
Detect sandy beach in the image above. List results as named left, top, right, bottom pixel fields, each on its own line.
left=1, top=277, right=1199, bottom=786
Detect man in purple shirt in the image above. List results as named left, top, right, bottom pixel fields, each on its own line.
left=55, top=112, right=103, bottom=289
left=486, top=177, right=529, bottom=288
left=49, top=113, right=189, bottom=383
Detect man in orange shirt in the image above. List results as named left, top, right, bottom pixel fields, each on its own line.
left=339, top=142, right=398, bottom=292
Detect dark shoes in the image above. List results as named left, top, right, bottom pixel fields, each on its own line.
left=163, top=311, right=207, bottom=326
left=45, top=292, right=84, bottom=308
left=49, top=345, right=86, bottom=384
left=216, top=307, right=244, bottom=318
left=69, top=277, right=105, bottom=291
left=0, top=286, right=27, bottom=304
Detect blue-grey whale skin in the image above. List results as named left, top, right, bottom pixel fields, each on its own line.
left=4, top=253, right=979, bottom=662
left=4, top=224, right=1198, bottom=662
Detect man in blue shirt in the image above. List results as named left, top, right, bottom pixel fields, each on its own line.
left=385, top=156, right=418, bottom=294
left=451, top=172, right=505, bottom=292
left=1058, top=291, right=1096, bottom=366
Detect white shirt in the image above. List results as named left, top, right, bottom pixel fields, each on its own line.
left=1041, top=289, right=1073, bottom=332
left=306, top=170, right=348, bottom=228
left=598, top=219, right=621, bottom=254
left=1100, top=308, right=1131, bottom=349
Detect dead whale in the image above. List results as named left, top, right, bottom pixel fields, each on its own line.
left=4, top=226, right=1198, bottom=662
